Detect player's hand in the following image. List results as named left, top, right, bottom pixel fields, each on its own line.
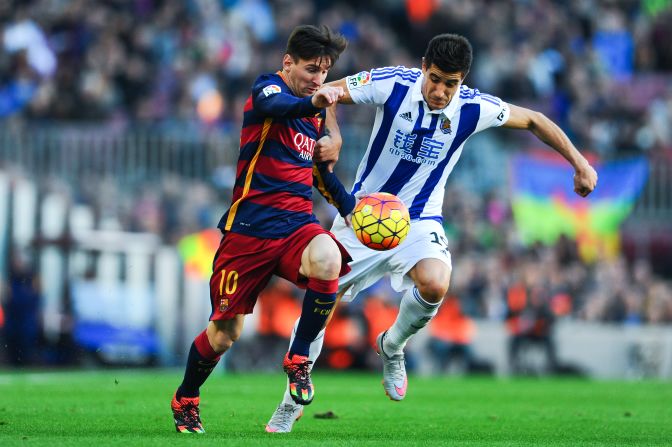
left=315, top=134, right=342, bottom=172
left=343, top=190, right=368, bottom=228
left=573, top=163, right=598, bottom=197
left=311, top=86, right=344, bottom=109
left=354, top=189, right=368, bottom=201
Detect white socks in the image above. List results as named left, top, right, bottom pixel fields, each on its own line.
left=384, top=287, right=441, bottom=355
left=282, top=318, right=325, bottom=406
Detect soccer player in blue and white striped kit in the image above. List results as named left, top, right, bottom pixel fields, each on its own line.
left=266, top=33, right=598, bottom=433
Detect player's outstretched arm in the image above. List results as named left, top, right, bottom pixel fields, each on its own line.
left=323, top=78, right=355, bottom=104
left=503, top=104, right=598, bottom=197
left=311, top=85, right=345, bottom=108
left=314, top=75, right=362, bottom=167
left=254, top=87, right=321, bottom=118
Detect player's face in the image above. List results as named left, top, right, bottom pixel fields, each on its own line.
left=421, top=61, right=464, bottom=110
left=282, top=55, right=332, bottom=98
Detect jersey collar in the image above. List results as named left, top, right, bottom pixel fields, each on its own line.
left=412, top=73, right=461, bottom=120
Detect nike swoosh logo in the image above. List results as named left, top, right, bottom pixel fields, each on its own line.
left=315, top=299, right=335, bottom=305
left=394, top=377, right=408, bottom=396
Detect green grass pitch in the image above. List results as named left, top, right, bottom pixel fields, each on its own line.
left=0, top=370, right=670, bottom=446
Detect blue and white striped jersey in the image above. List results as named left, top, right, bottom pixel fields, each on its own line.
left=345, top=66, right=510, bottom=222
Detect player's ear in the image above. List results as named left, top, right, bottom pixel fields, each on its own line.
left=421, top=58, right=427, bottom=72
left=282, top=54, right=293, bottom=72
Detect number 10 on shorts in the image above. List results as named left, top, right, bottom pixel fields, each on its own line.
left=219, top=269, right=239, bottom=296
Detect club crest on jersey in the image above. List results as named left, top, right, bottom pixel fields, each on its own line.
left=440, top=117, right=452, bottom=134
left=263, top=84, right=281, bottom=97
left=219, top=298, right=229, bottom=312
left=346, top=71, right=371, bottom=90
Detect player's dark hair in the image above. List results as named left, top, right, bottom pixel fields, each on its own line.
left=424, top=34, right=473, bottom=75
left=286, top=25, right=348, bottom=68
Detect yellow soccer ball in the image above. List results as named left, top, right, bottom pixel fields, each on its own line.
left=351, top=192, right=410, bottom=251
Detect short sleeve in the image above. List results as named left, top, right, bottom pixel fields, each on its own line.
left=346, top=66, right=418, bottom=106
left=475, top=92, right=510, bottom=133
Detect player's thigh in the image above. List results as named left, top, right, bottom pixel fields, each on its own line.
left=209, top=233, right=276, bottom=320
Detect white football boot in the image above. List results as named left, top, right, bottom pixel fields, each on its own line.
left=265, top=402, right=304, bottom=433
left=376, top=330, right=407, bottom=401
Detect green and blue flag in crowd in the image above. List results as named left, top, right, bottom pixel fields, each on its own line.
left=510, top=154, right=648, bottom=261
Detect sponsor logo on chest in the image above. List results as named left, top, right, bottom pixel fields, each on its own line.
left=387, top=128, right=446, bottom=166
left=293, top=132, right=316, bottom=160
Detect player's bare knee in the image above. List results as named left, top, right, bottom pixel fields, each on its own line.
left=416, top=279, right=450, bottom=304
left=308, top=239, right=341, bottom=279
left=412, top=261, right=451, bottom=303
left=312, top=252, right=341, bottom=278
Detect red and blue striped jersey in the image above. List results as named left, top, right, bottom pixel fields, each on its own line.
left=218, top=72, right=354, bottom=239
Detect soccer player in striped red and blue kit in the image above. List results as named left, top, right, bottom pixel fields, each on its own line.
left=171, top=25, right=355, bottom=434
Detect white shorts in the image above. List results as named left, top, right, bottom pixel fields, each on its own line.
left=331, top=216, right=452, bottom=302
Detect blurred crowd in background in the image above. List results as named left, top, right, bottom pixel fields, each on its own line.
left=1, top=0, right=672, bottom=369
left=2, top=0, right=672, bottom=155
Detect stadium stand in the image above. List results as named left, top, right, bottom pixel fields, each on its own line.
left=1, top=0, right=671, bottom=376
